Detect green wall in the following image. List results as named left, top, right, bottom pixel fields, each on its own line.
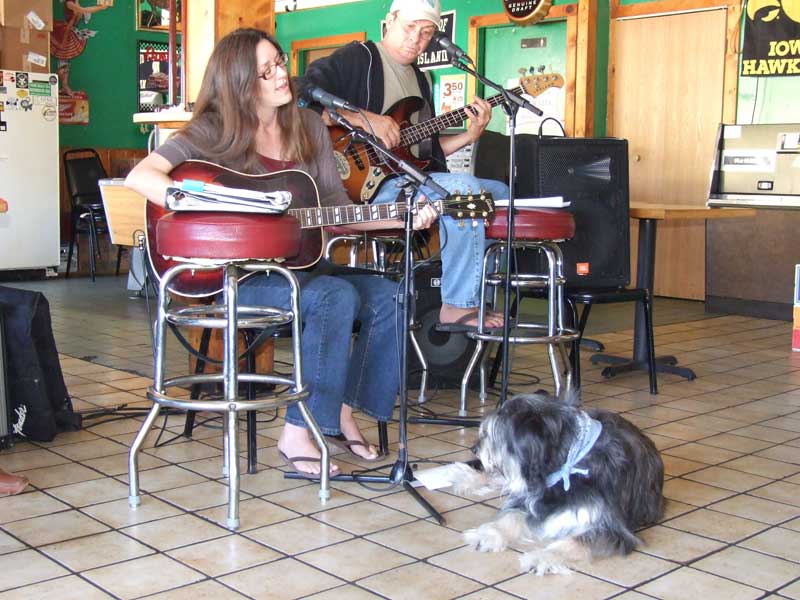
left=54, top=0, right=163, bottom=149
left=56, top=0, right=795, bottom=152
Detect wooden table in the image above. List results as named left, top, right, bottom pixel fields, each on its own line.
left=590, top=204, right=757, bottom=382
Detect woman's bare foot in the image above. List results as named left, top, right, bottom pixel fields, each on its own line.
left=277, top=423, right=339, bottom=476
left=339, top=405, right=379, bottom=460
left=439, top=304, right=503, bottom=329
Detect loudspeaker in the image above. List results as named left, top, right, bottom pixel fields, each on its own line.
left=476, top=134, right=630, bottom=289
left=408, top=261, right=478, bottom=389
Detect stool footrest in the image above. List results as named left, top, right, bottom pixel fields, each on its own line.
left=468, top=324, right=579, bottom=345
left=166, top=304, right=294, bottom=330
left=148, top=378, right=308, bottom=413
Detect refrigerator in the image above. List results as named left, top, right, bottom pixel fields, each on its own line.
left=0, top=70, right=60, bottom=270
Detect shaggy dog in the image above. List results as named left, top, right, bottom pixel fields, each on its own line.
left=450, top=392, right=664, bottom=575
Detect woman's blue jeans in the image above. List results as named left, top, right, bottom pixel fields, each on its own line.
left=239, top=270, right=400, bottom=434
left=371, top=173, right=509, bottom=309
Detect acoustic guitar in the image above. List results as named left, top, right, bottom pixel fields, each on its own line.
left=146, top=160, right=495, bottom=297
left=330, top=73, right=564, bottom=203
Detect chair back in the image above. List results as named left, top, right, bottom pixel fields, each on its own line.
left=63, top=148, right=108, bottom=208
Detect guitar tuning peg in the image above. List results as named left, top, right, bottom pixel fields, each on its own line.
left=528, top=66, right=535, bottom=74
left=518, top=67, right=528, bottom=77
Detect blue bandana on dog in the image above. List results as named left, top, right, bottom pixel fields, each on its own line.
left=545, top=411, right=602, bottom=491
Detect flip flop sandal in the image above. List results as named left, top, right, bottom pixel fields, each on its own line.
left=278, top=450, right=339, bottom=480
left=325, top=433, right=384, bottom=462
left=435, top=309, right=504, bottom=333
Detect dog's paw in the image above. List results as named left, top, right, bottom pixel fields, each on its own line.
left=448, top=462, right=490, bottom=496
left=464, top=524, right=508, bottom=552
left=519, top=551, right=573, bottom=576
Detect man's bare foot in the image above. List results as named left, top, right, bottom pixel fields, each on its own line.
left=0, top=469, right=29, bottom=496
left=440, top=304, right=503, bottom=329
left=277, top=423, right=339, bottom=476
left=339, top=405, right=379, bottom=460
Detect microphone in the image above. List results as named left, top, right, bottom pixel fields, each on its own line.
left=300, top=86, right=359, bottom=113
left=432, top=32, right=471, bottom=63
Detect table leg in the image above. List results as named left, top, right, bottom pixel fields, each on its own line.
left=591, top=218, right=696, bottom=382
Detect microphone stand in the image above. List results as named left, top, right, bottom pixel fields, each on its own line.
left=451, top=55, right=543, bottom=404
left=284, top=109, right=447, bottom=525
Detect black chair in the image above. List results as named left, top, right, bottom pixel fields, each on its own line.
left=566, top=287, right=657, bottom=393
left=62, top=148, right=123, bottom=281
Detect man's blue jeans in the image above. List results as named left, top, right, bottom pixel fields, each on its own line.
left=371, top=173, right=509, bottom=309
left=239, top=270, right=400, bottom=434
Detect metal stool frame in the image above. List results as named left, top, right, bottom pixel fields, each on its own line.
left=460, top=240, right=580, bottom=413
left=324, top=233, right=429, bottom=404
left=128, top=261, right=330, bottom=530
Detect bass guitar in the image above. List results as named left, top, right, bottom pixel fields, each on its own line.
left=146, top=160, right=495, bottom=297
left=330, top=72, right=564, bottom=203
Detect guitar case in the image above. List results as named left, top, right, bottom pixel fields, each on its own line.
left=0, top=286, right=81, bottom=441
left=408, top=261, right=479, bottom=389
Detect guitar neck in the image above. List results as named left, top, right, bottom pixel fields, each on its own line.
left=289, top=203, right=404, bottom=229
left=399, top=85, right=524, bottom=147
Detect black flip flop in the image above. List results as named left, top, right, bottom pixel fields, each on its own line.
left=325, top=433, right=384, bottom=462
left=435, top=309, right=503, bottom=333
left=278, top=450, right=339, bottom=480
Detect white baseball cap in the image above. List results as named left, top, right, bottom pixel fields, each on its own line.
left=389, top=0, right=441, bottom=26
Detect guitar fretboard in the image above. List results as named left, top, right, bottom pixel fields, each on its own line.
left=398, top=86, right=525, bottom=147
left=289, top=203, right=402, bottom=229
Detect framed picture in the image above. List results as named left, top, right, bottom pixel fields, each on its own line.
left=137, top=0, right=181, bottom=32
left=138, top=40, right=181, bottom=111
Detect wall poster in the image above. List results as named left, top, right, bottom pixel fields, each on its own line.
left=138, top=40, right=181, bottom=112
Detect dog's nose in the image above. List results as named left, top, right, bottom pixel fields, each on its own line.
left=470, top=442, right=480, bottom=455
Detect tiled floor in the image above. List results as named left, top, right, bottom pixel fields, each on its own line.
left=1, top=277, right=799, bottom=599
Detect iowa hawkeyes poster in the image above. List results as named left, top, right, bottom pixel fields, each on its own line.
left=742, top=0, right=800, bottom=76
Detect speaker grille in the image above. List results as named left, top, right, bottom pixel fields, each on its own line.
left=519, top=137, right=631, bottom=289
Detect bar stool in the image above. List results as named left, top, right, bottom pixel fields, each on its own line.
left=128, top=210, right=331, bottom=530
left=324, top=226, right=406, bottom=272
left=460, top=208, right=580, bottom=412
left=324, top=226, right=430, bottom=405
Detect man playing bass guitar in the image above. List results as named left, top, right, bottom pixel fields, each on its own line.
left=297, top=0, right=510, bottom=332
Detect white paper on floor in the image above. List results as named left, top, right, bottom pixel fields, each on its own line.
left=412, top=463, right=461, bottom=490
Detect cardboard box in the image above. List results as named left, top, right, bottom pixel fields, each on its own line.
left=0, top=0, right=53, bottom=32
left=0, top=26, right=50, bottom=73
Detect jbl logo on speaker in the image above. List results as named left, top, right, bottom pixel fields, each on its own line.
left=576, top=263, right=590, bottom=276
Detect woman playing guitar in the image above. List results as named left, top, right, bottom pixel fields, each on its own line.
left=125, top=28, right=438, bottom=477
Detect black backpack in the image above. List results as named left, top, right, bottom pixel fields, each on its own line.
left=0, top=286, right=81, bottom=442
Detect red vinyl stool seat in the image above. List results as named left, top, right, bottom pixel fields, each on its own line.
left=485, top=208, right=576, bottom=241
left=156, top=212, right=301, bottom=260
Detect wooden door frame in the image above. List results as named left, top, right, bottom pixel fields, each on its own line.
left=467, top=1, right=597, bottom=136
left=290, top=31, right=367, bottom=76
left=607, top=0, right=742, bottom=133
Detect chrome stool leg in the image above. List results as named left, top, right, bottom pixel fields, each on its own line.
left=128, top=402, right=161, bottom=507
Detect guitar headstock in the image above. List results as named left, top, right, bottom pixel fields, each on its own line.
left=519, top=73, right=564, bottom=97
left=442, top=192, right=495, bottom=220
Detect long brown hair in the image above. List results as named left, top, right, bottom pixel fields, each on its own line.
left=178, top=28, right=313, bottom=172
